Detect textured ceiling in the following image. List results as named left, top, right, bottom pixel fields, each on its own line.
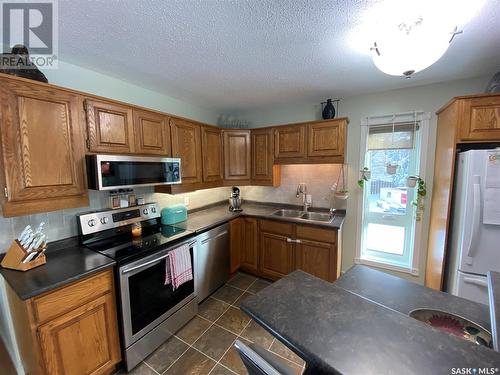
left=56, top=0, right=500, bottom=111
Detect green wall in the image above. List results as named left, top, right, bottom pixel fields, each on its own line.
left=43, top=61, right=219, bottom=124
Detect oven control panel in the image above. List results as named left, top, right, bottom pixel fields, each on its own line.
left=77, top=203, right=160, bottom=235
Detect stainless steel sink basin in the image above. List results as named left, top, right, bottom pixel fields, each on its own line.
left=300, top=212, right=332, bottom=222
left=271, top=209, right=334, bottom=223
left=271, top=209, right=304, bottom=218
left=409, top=308, right=493, bottom=348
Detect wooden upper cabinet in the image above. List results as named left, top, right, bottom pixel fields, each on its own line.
left=170, top=118, right=203, bottom=184
left=133, top=110, right=170, bottom=155
left=307, top=119, right=346, bottom=158
left=201, top=126, right=224, bottom=183
left=251, top=128, right=280, bottom=186
left=85, top=99, right=134, bottom=153
left=224, top=130, right=251, bottom=181
left=459, top=96, right=500, bottom=141
left=0, top=77, right=88, bottom=217
left=274, top=124, right=306, bottom=159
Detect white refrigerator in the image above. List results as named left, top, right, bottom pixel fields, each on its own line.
left=446, top=149, right=500, bottom=305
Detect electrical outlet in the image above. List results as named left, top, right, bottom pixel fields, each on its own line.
left=184, top=196, right=190, bottom=206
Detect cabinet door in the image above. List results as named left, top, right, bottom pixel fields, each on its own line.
left=85, top=99, right=134, bottom=153
left=230, top=218, right=243, bottom=274
left=0, top=78, right=88, bottom=217
left=460, top=96, right=500, bottom=141
left=224, top=130, right=251, bottom=181
left=170, top=119, right=203, bottom=184
left=251, top=128, right=277, bottom=184
left=241, top=218, right=259, bottom=272
left=274, top=125, right=306, bottom=159
left=307, top=120, right=345, bottom=157
left=133, top=109, right=170, bottom=155
left=38, top=293, right=120, bottom=375
left=259, top=232, right=294, bottom=279
left=296, top=239, right=337, bottom=282
left=201, top=126, right=223, bottom=183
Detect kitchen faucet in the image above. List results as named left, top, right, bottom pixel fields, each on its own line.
left=296, top=183, right=311, bottom=212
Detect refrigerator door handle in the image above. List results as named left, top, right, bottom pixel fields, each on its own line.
left=465, top=175, right=481, bottom=265
left=463, top=276, right=488, bottom=288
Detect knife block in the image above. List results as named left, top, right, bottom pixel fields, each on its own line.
left=1, top=240, right=46, bottom=271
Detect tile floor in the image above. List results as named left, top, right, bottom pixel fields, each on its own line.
left=120, top=272, right=306, bottom=375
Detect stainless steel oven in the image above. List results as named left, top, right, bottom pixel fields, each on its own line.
left=119, top=238, right=197, bottom=370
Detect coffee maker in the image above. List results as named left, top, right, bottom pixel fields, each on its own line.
left=229, top=186, right=242, bottom=212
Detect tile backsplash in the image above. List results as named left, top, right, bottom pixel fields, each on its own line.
left=240, top=164, right=346, bottom=210
left=0, top=187, right=232, bottom=254
left=0, top=165, right=344, bottom=253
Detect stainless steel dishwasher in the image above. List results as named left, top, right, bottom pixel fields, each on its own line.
left=195, top=223, right=230, bottom=302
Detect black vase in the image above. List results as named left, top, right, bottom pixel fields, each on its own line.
left=322, top=99, right=335, bottom=119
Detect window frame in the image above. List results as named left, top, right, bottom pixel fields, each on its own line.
left=355, top=112, right=431, bottom=276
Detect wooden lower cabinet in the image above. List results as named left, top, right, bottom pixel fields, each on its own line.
left=230, top=218, right=340, bottom=282
left=259, top=232, right=294, bottom=279
left=230, top=218, right=243, bottom=273
left=6, top=269, right=121, bottom=375
left=296, top=239, right=337, bottom=282
left=241, top=218, right=259, bottom=272
left=38, top=293, right=120, bottom=375
left=230, top=218, right=258, bottom=274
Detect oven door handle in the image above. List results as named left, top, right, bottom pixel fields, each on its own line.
left=122, top=253, right=170, bottom=274
left=121, top=240, right=196, bottom=274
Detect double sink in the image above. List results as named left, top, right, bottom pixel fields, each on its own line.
left=272, top=209, right=335, bottom=224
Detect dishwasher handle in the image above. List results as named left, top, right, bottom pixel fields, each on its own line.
left=200, top=230, right=228, bottom=245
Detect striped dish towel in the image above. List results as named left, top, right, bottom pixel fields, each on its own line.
left=165, top=243, right=192, bottom=290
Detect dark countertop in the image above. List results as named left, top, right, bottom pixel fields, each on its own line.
left=184, top=201, right=345, bottom=234
left=335, top=265, right=492, bottom=330
left=241, top=266, right=500, bottom=375
left=0, top=201, right=343, bottom=301
left=0, top=237, right=115, bottom=300
left=488, top=271, right=500, bottom=351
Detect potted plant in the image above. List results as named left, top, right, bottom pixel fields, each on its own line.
left=334, top=189, right=349, bottom=200
left=406, top=175, right=418, bottom=188
left=410, top=176, right=427, bottom=221
left=334, top=164, right=349, bottom=199
left=386, top=162, right=398, bottom=175
left=357, top=167, right=370, bottom=188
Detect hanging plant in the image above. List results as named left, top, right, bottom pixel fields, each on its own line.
left=357, top=167, right=370, bottom=188
left=334, top=164, right=349, bottom=199
left=386, top=162, right=398, bottom=175
left=410, top=176, right=427, bottom=221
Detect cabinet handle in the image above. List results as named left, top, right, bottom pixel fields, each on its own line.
left=286, top=238, right=293, bottom=243
left=286, top=238, right=301, bottom=243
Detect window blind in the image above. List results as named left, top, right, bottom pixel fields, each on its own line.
left=368, top=122, right=420, bottom=150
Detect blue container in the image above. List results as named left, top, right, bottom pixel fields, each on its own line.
left=161, top=204, right=187, bottom=225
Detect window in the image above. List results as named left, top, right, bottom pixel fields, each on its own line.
left=356, top=112, right=430, bottom=275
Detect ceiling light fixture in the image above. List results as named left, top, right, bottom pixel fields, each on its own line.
left=350, top=0, right=486, bottom=78
left=371, top=17, right=462, bottom=77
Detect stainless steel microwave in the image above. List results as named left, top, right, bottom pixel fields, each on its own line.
left=86, top=155, right=181, bottom=190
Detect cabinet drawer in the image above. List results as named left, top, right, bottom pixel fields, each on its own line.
left=296, top=225, right=337, bottom=244
left=259, top=219, right=293, bottom=236
left=33, top=269, right=113, bottom=324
